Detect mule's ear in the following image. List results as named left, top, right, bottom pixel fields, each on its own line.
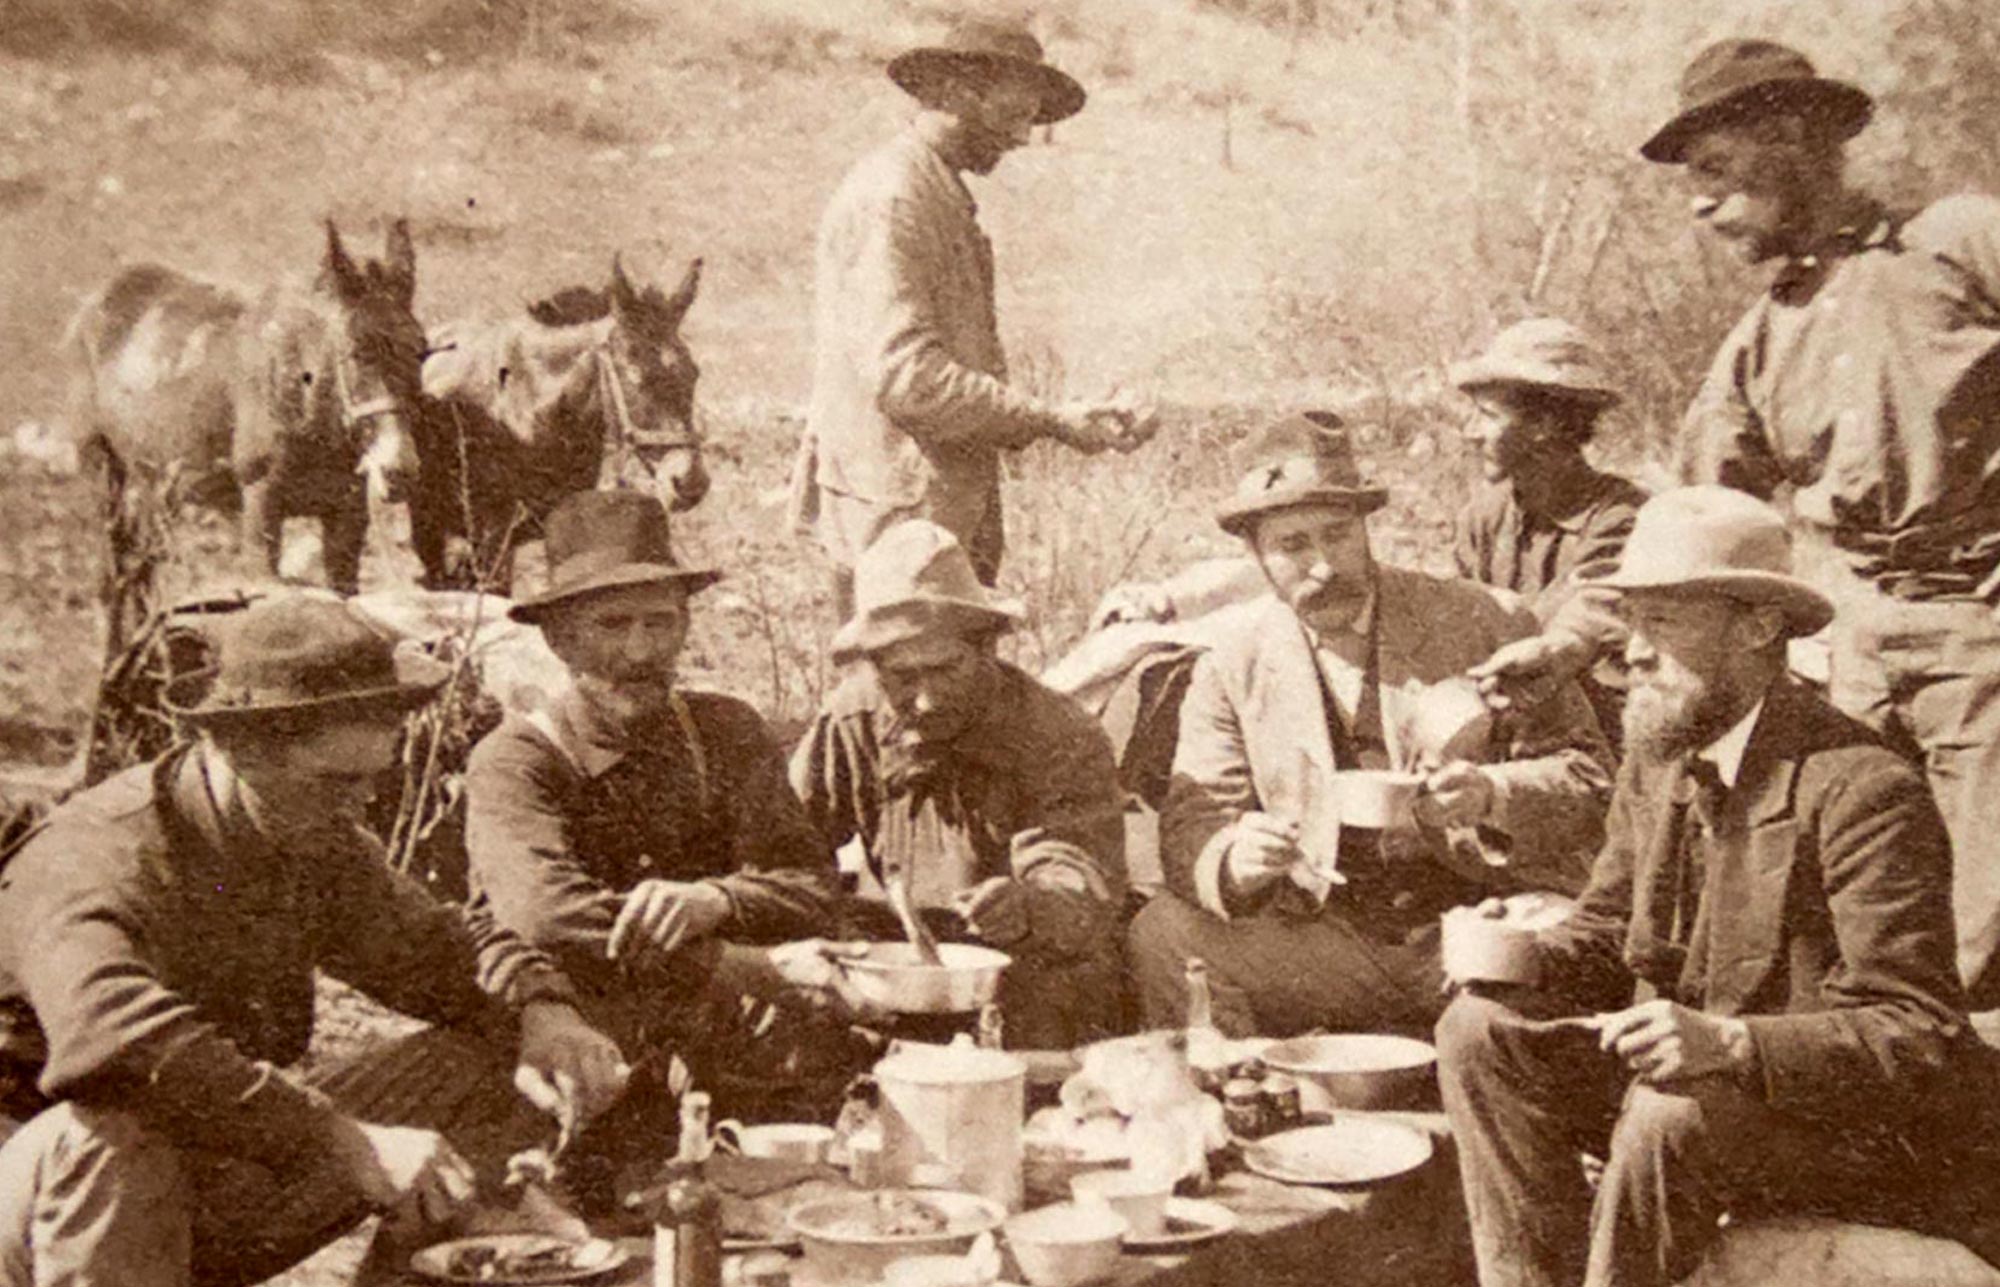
left=323, top=220, right=360, bottom=296
left=384, top=217, right=417, bottom=306
left=663, top=257, right=703, bottom=325
left=609, top=254, right=639, bottom=314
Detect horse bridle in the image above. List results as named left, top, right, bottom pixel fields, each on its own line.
left=595, top=340, right=701, bottom=478
left=329, top=344, right=404, bottom=434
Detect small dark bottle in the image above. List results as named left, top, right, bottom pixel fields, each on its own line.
left=654, top=1092, right=722, bottom=1287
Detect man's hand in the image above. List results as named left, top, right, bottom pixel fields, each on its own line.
left=1468, top=629, right=1594, bottom=713
left=325, top=1116, right=478, bottom=1223
left=514, top=1001, right=629, bottom=1126
left=608, top=879, right=731, bottom=964
left=1414, top=762, right=1496, bottom=829
left=1595, top=999, right=1756, bottom=1084
left=1224, top=812, right=1303, bottom=896
left=952, top=877, right=1031, bottom=946
left=1053, top=397, right=1158, bottom=456
left=1089, top=581, right=1176, bottom=631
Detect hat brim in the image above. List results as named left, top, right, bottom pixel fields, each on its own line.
left=1640, top=78, right=1872, bottom=164
left=888, top=48, right=1087, bottom=125
left=1582, top=567, right=1835, bottom=637
left=509, top=562, right=723, bottom=624
left=1449, top=360, right=1622, bottom=409
left=830, top=595, right=1025, bottom=664
left=167, top=650, right=451, bottom=727
left=1216, top=486, right=1388, bottom=537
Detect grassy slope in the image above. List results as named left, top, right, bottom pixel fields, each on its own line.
left=1, top=0, right=1961, bottom=761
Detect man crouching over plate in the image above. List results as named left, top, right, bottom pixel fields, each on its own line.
left=0, top=594, right=629, bottom=1287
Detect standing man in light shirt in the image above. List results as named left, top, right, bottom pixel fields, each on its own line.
left=792, top=15, right=1157, bottom=617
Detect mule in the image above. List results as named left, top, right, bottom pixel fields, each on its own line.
left=412, top=256, right=706, bottom=592
left=64, top=220, right=427, bottom=637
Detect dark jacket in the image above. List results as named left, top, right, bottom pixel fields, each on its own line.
left=464, top=687, right=839, bottom=1001
left=0, top=747, right=575, bottom=1171
left=1537, top=677, right=1970, bottom=1125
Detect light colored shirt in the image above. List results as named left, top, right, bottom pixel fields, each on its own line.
left=1698, top=697, right=1766, bottom=789
left=1302, top=595, right=1376, bottom=727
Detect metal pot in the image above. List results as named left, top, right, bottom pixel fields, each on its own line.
left=835, top=943, right=1010, bottom=1015
left=874, top=1038, right=1026, bottom=1210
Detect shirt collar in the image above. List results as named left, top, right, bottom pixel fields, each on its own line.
left=1770, top=199, right=1896, bottom=301
left=909, top=120, right=978, bottom=217
left=1698, top=696, right=1765, bottom=789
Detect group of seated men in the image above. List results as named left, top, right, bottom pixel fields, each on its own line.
left=7, top=35, right=2000, bottom=1287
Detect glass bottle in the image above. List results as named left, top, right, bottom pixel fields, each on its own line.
left=653, top=1092, right=722, bottom=1287
left=1184, top=957, right=1231, bottom=1093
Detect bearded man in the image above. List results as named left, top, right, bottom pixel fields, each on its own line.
left=1126, top=412, right=1613, bottom=1037
left=792, top=15, right=1155, bottom=616
left=463, top=491, right=846, bottom=1202
left=1436, top=486, right=2000, bottom=1287
left=1477, top=40, right=2000, bottom=1006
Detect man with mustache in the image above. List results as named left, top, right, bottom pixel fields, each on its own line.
left=463, top=491, right=845, bottom=1201
left=790, top=15, right=1157, bottom=619
left=1126, top=412, right=1613, bottom=1036
left=791, top=519, right=1128, bottom=1047
left=1484, top=40, right=2000, bottom=1008
left=1436, top=486, right=2000, bottom=1287
left=0, top=594, right=630, bottom=1287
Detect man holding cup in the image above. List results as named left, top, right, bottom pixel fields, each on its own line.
left=1126, top=412, right=1613, bottom=1036
left=1436, top=486, right=2000, bottom=1286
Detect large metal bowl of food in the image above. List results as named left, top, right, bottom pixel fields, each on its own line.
left=831, top=943, right=1011, bottom=1015
left=1260, top=1033, right=1438, bottom=1113
left=788, top=1188, right=1007, bottom=1286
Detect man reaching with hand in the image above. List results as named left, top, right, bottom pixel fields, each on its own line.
left=0, top=594, right=629, bottom=1287
left=465, top=492, right=847, bottom=1203
left=1435, top=487, right=2000, bottom=1287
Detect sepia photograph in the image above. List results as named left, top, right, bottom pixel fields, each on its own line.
left=0, top=0, right=1998, bottom=1283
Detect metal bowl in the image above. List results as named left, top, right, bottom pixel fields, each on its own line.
left=788, top=1189, right=1006, bottom=1287
left=1260, top=1033, right=1438, bottom=1112
left=835, top=943, right=1010, bottom=1015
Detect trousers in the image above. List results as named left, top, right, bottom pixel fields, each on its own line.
left=1820, top=585, right=2000, bottom=1007
left=1435, top=991, right=1967, bottom=1287
left=0, top=1026, right=544, bottom=1287
left=1127, top=891, right=1444, bottom=1037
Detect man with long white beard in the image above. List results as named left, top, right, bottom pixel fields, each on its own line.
left=1435, top=485, right=2000, bottom=1287
left=1126, top=412, right=1612, bottom=1037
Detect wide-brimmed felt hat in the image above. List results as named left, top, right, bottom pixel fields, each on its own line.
left=1581, top=485, right=1834, bottom=636
left=831, top=519, right=1024, bottom=663
left=1450, top=317, right=1621, bottom=410
left=1215, top=411, right=1388, bottom=537
left=510, top=491, right=720, bottom=625
left=167, top=594, right=447, bottom=727
left=1641, top=39, right=1872, bottom=164
left=888, top=16, right=1087, bottom=126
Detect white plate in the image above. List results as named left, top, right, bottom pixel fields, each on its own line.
left=1240, top=1118, right=1435, bottom=1188
left=1120, top=1198, right=1239, bottom=1253
left=410, top=1235, right=629, bottom=1284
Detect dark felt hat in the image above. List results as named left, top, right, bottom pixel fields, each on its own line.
left=888, top=16, right=1087, bottom=126
left=509, top=491, right=720, bottom=625
left=1215, top=411, right=1388, bottom=537
left=1641, top=39, right=1871, bottom=164
left=167, top=594, right=446, bottom=727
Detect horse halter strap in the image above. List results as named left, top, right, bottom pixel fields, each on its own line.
left=595, top=341, right=699, bottom=472
left=330, top=345, right=401, bottom=431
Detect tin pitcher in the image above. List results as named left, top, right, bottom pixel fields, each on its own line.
left=872, top=1035, right=1025, bottom=1211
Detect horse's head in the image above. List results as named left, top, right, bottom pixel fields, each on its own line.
left=529, top=256, right=707, bottom=513
left=318, top=218, right=425, bottom=505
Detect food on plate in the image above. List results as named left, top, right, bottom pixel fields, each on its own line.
left=828, top=1191, right=953, bottom=1238
left=440, top=1236, right=615, bottom=1281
